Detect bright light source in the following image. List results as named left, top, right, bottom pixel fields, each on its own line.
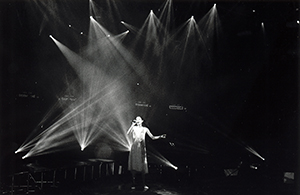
left=69, top=24, right=72, bottom=28
left=126, top=30, right=129, bottom=33
left=121, top=21, right=124, bottom=24
left=148, top=149, right=178, bottom=171
left=297, top=20, right=299, bottom=24
left=80, top=32, right=84, bottom=35
left=15, top=148, right=25, bottom=154
left=245, top=146, right=265, bottom=161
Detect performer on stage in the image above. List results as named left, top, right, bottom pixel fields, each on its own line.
left=127, top=116, right=166, bottom=190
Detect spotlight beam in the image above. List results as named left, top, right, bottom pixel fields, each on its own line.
left=121, top=21, right=140, bottom=34
left=50, top=34, right=135, bottom=153
left=148, top=148, right=178, bottom=170
left=23, top=124, right=78, bottom=159
left=193, top=115, right=265, bottom=161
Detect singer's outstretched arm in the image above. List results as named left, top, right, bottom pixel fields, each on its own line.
left=146, top=129, right=166, bottom=140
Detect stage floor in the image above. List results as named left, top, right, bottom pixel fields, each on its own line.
left=2, top=163, right=296, bottom=195
left=34, top=174, right=295, bottom=195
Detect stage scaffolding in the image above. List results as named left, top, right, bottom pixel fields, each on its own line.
left=4, top=159, right=124, bottom=195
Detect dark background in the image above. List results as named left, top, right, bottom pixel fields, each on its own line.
left=0, top=0, right=299, bottom=189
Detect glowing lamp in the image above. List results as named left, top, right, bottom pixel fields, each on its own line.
left=15, top=148, right=22, bottom=154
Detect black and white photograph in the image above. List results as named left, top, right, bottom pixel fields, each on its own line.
left=0, top=0, right=299, bottom=194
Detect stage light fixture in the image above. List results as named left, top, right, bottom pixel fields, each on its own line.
left=169, top=105, right=187, bottom=111
left=245, top=146, right=265, bottom=161
left=168, top=163, right=178, bottom=170
left=135, top=101, right=151, bottom=108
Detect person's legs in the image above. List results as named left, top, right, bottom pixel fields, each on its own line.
left=141, top=173, right=145, bottom=186
left=141, top=173, right=148, bottom=190
left=131, top=171, right=136, bottom=189
left=131, top=171, right=148, bottom=190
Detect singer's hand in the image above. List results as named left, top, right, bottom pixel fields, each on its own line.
left=160, top=134, right=167, bottom=139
